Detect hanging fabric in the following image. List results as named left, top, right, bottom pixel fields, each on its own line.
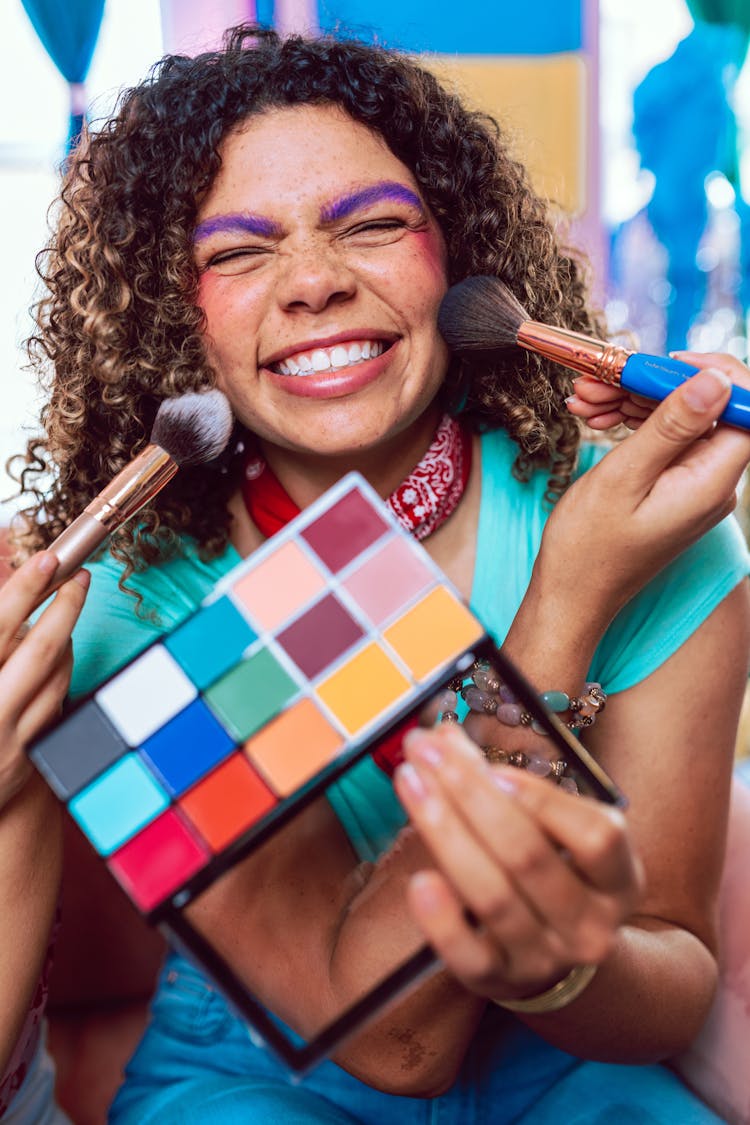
left=20, top=0, right=106, bottom=153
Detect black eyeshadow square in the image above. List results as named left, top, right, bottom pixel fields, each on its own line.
left=29, top=700, right=129, bottom=799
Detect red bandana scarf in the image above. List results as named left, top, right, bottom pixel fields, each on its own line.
left=241, top=413, right=472, bottom=542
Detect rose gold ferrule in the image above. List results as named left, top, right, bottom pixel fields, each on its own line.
left=516, top=321, right=631, bottom=385
left=42, top=444, right=177, bottom=599
left=81, top=444, right=177, bottom=529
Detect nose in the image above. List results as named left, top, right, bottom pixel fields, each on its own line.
left=275, top=241, right=356, bottom=314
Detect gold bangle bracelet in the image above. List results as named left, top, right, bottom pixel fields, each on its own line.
left=494, top=963, right=598, bottom=1014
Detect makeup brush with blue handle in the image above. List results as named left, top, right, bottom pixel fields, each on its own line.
left=437, top=275, right=750, bottom=431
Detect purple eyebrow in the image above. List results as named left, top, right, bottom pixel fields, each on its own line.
left=193, top=212, right=282, bottom=242
left=320, top=181, right=424, bottom=224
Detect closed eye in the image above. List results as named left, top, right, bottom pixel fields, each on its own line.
left=341, top=217, right=417, bottom=246
left=348, top=219, right=406, bottom=233
left=203, top=246, right=271, bottom=272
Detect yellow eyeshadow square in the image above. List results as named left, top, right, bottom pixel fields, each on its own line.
left=316, top=643, right=411, bottom=736
left=232, top=540, right=327, bottom=631
left=383, top=586, right=485, bottom=681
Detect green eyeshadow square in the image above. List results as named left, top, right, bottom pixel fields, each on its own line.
left=204, top=647, right=298, bottom=741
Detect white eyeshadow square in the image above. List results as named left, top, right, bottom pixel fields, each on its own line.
left=95, top=645, right=198, bottom=746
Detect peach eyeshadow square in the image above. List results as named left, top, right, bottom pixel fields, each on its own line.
left=232, top=540, right=327, bottom=631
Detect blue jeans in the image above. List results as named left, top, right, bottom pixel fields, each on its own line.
left=109, top=952, right=723, bottom=1125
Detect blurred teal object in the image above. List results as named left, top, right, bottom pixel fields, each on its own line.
left=632, top=15, right=750, bottom=352
left=687, top=0, right=750, bottom=34
left=20, top=0, right=106, bottom=152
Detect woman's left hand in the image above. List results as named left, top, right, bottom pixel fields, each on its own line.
left=393, top=723, right=643, bottom=1002
left=565, top=375, right=651, bottom=430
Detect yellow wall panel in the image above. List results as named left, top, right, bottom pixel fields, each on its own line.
left=427, top=53, right=587, bottom=214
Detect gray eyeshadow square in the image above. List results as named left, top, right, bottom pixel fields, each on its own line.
left=29, top=700, right=129, bottom=799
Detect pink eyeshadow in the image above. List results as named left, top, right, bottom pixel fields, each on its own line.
left=302, top=487, right=388, bottom=573
left=343, top=536, right=435, bottom=625
left=107, top=808, right=209, bottom=912
left=232, top=539, right=327, bottom=631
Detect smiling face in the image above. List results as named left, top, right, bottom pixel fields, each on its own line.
left=193, top=104, right=450, bottom=463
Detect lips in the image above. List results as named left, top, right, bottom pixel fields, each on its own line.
left=262, top=334, right=399, bottom=401
left=261, top=332, right=397, bottom=375
left=272, top=339, right=388, bottom=376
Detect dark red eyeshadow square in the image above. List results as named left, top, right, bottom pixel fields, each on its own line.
left=275, top=594, right=364, bottom=679
left=301, top=488, right=388, bottom=573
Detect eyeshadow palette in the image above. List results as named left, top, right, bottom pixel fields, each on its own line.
left=29, top=472, right=623, bottom=1072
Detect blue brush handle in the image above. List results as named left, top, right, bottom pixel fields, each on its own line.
left=621, top=353, right=750, bottom=431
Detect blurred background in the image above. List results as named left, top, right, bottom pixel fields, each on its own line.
left=1, top=0, right=748, bottom=513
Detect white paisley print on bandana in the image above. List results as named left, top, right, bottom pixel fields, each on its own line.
left=387, top=414, right=471, bottom=540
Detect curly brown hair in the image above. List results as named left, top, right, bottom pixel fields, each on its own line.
left=14, top=23, right=602, bottom=575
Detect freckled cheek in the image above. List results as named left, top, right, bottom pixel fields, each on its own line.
left=389, top=235, right=448, bottom=321
left=197, top=275, right=263, bottom=345
left=415, top=228, right=449, bottom=274
left=408, top=230, right=448, bottom=299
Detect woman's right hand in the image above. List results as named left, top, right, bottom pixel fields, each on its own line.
left=538, top=359, right=750, bottom=627
left=0, top=552, right=89, bottom=812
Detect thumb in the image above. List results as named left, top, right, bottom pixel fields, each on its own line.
left=622, top=367, right=732, bottom=490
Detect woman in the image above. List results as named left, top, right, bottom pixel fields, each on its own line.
left=0, top=556, right=88, bottom=1123
left=12, top=24, right=750, bottom=1124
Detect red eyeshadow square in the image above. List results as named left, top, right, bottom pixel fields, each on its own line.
left=301, top=487, right=388, bottom=573
left=179, top=754, right=277, bottom=851
left=275, top=594, right=363, bottom=678
left=107, top=808, right=209, bottom=913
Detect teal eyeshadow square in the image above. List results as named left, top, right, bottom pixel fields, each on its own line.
left=69, top=754, right=170, bottom=857
left=165, top=596, right=258, bottom=690
left=204, top=647, right=298, bottom=741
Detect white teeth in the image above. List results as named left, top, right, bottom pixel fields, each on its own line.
left=273, top=339, right=387, bottom=377
left=311, top=349, right=331, bottom=372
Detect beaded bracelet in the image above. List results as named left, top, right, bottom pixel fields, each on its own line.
left=440, top=659, right=607, bottom=733
left=438, top=660, right=607, bottom=793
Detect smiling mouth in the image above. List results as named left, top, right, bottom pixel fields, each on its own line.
left=270, top=339, right=391, bottom=377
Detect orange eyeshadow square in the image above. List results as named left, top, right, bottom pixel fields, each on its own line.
left=232, top=540, right=327, bottom=631
left=316, top=643, right=411, bottom=736
left=243, top=698, right=343, bottom=797
left=178, top=754, right=277, bottom=852
left=383, top=586, right=485, bottom=681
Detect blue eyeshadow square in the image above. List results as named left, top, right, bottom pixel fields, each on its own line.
left=139, top=698, right=236, bottom=796
left=69, top=754, right=170, bottom=857
left=165, top=596, right=258, bottom=690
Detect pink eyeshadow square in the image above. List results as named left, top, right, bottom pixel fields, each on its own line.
left=107, top=808, right=209, bottom=913
left=232, top=539, right=327, bottom=631
left=342, top=535, right=435, bottom=626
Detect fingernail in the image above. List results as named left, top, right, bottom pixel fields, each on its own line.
left=395, top=762, right=429, bottom=800
left=403, top=729, right=443, bottom=766
left=410, top=872, right=441, bottom=913
left=73, top=568, right=91, bottom=589
left=36, top=552, right=58, bottom=576
left=565, top=395, right=580, bottom=406
left=683, top=368, right=731, bottom=411
left=491, top=769, right=518, bottom=795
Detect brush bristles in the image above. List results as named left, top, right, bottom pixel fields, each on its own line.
left=150, top=388, right=234, bottom=467
left=438, top=276, right=530, bottom=353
